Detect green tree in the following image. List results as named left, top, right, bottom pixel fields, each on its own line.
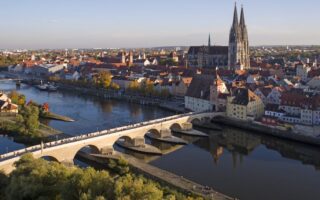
left=6, top=154, right=70, bottom=200
left=3, top=154, right=202, bottom=200
left=108, top=157, right=130, bottom=175
left=16, top=105, right=40, bottom=137
left=114, top=174, right=163, bottom=200
left=0, top=171, right=8, bottom=200
left=62, top=167, right=114, bottom=200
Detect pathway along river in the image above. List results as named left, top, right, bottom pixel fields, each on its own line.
left=1, top=81, right=320, bottom=200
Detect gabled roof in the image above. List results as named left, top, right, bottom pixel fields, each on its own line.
left=231, top=88, right=260, bottom=106
left=185, top=74, right=215, bottom=100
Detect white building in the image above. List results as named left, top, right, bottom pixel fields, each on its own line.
left=296, top=63, right=311, bottom=82
left=185, top=75, right=214, bottom=112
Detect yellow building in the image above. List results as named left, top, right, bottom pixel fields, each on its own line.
left=227, top=88, right=264, bottom=121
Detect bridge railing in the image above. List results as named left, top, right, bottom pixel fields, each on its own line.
left=0, top=111, right=209, bottom=162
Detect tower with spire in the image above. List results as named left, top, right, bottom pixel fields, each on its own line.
left=228, top=4, right=250, bottom=70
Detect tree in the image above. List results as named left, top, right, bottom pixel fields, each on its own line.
left=145, top=80, right=155, bottom=96
left=160, top=88, right=170, bottom=98
left=114, top=174, right=163, bottom=200
left=3, top=154, right=202, bottom=200
left=0, top=171, right=8, bottom=200
left=108, top=157, right=130, bottom=175
left=62, top=167, right=114, bottom=200
left=16, top=105, right=40, bottom=137
left=110, top=82, right=120, bottom=90
left=42, top=103, right=50, bottom=113
left=6, top=154, right=70, bottom=200
left=8, top=91, right=26, bottom=106
left=98, top=71, right=112, bottom=89
left=127, top=80, right=140, bottom=93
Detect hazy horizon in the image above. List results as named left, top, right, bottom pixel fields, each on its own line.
left=1, top=0, right=320, bottom=49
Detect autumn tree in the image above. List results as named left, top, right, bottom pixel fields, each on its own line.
left=8, top=91, right=26, bottom=106
left=98, top=71, right=112, bottom=89
left=127, top=80, right=140, bottom=93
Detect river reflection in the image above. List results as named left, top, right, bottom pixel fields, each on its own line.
left=151, top=126, right=320, bottom=200
left=193, top=127, right=320, bottom=170
left=0, top=80, right=173, bottom=150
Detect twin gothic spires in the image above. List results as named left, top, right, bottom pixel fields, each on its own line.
left=228, top=3, right=250, bottom=69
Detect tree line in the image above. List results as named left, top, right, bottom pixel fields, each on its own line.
left=0, top=154, right=202, bottom=200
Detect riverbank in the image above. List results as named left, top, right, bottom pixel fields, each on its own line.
left=212, top=116, right=320, bottom=147
left=1, top=71, right=186, bottom=113
left=41, top=111, right=74, bottom=122
left=78, top=151, right=235, bottom=200
left=0, top=114, right=62, bottom=144
left=56, top=83, right=186, bottom=113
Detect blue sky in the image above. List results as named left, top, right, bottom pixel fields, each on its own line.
left=0, top=0, right=319, bottom=49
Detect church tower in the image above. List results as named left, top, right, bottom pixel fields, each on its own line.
left=228, top=4, right=240, bottom=69
left=228, top=4, right=250, bottom=70
left=239, top=6, right=250, bottom=69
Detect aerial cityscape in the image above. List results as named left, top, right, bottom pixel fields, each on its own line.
left=0, top=1, right=320, bottom=200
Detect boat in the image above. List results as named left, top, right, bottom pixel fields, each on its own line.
left=36, top=84, right=48, bottom=91
left=15, top=80, right=21, bottom=87
left=47, top=84, right=58, bottom=91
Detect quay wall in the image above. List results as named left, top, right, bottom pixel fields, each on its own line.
left=57, top=84, right=184, bottom=113
left=213, top=116, right=320, bottom=147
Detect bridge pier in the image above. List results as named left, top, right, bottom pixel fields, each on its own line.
left=159, top=129, right=171, bottom=138
left=181, top=122, right=193, bottom=131
left=100, top=146, right=114, bottom=155
left=61, top=159, right=74, bottom=167
left=131, top=137, right=145, bottom=147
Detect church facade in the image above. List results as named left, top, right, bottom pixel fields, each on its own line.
left=187, top=5, right=250, bottom=70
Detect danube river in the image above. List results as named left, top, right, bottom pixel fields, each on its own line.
left=1, top=81, right=320, bottom=200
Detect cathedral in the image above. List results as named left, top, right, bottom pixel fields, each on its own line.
left=187, top=4, right=250, bottom=70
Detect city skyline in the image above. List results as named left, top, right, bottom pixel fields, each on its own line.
left=0, top=0, right=320, bottom=49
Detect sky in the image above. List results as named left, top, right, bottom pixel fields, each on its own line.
left=0, top=0, right=319, bottom=49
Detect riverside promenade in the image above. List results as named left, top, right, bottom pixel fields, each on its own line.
left=80, top=151, right=235, bottom=200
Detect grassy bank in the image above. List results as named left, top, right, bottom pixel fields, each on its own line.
left=0, top=114, right=62, bottom=145
left=41, top=112, right=74, bottom=122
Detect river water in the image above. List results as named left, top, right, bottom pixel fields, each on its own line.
left=1, top=81, right=320, bottom=200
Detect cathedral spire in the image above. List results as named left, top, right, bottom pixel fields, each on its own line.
left=240, top=5, right=246, bottom=27
left=232, top=2, right=239, bottom=29
left=208, top=34, right=211, bottom=48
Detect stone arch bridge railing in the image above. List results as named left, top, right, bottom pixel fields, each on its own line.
left=0, top=112, right=224, bottom=174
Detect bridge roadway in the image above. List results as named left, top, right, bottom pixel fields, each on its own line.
left=0, top=112, right=224, bottom=174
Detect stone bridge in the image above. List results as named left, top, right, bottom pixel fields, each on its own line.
left=0, top=112, right=224, bottom=174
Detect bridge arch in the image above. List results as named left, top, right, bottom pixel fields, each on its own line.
left=145, top=129, right=161, bottom=137
left=40, top=155, right=60, bottom=163
left=170, top=123, right=182, bottom=131
left=190, top=118, right=201, bottom=125
left=73, top=144, right=101, bottom=159
left=202, top=116, right=211, bottom=122
left=114, top=135, right=134, bottom=146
